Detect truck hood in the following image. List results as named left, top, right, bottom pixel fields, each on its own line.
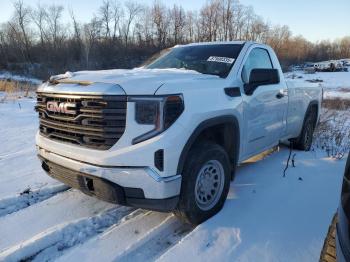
left=48, top=68, right=218, bottom=95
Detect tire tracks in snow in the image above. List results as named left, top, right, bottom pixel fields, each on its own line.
left=0, top=187, right=193, bottom=262
left=0, top=190, right=117, bottom=253
left=0, top=184, right=69, bottom=217
left=117, top=215, right=193, bottom=262
left=57, top=210, right=193, bottom=262
left=0, top=206, right=134, bottom=262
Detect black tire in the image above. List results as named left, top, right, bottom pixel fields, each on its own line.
left=293, top=108, right=317, bottom=151
left=320, top=214, right=337, bottom=262
left=174, top=142, right=231, bottom=225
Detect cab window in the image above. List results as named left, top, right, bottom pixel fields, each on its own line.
left=241, top=48, right=273, bottom=83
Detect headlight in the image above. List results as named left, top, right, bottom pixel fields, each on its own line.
left=135, top=99, right=160, bottom=125
left=130, top=94, right=184, bottom=144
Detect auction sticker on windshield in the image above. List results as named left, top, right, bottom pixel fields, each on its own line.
left=207, top=56, right=235, bottom=64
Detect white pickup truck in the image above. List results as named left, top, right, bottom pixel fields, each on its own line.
left=36, top=41, right=322, bottom=225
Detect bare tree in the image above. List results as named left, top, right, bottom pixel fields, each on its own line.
left=185, top=10, right=195, bottom=42
left=70, top=10, right=82, bottom=42
left=339, top=37, right=350, bottom=59
left=122, top=1, right=143, bottom=48
left=83, top=17, right=101, bottom=68
left=152, top=1, right=169, bottom=48
left=267, top=25, right=291, bottom=54
left=99, top=0, right=112, bottom=38
left=229, top=3, right=246, bottom=40
left=199, top=0, right=220, bottom=41
left=220, top=0, right=234, bottom=41
left=0, top=28, right=9, bottom=67
left=0, top=0, right=349, bottom=78
left=70, top=10, right=84, bottom=65
left=170, top=5, right=186, bottom=44
left=250, top=17, right=269, bottom=42
left=111, top=1, right=123, bottom=41
left=10, top=0, right=32, bottom=63
left=31, top=3, right=49, bottom=47
left=134, top=7, right=153, bottom=46
left=45, top=4, right=64, bottom=50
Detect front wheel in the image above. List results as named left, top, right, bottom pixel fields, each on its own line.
left=174, top=142, right=231, bottom=225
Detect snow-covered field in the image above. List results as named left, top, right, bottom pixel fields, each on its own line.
left=285, top=71, right=350, bottom=99
left=0, top=70, right=349, bottom=261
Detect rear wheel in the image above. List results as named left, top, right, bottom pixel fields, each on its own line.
left=174, top=142, right=231, bottom=225
left=293, top=108, right=317, bottom=151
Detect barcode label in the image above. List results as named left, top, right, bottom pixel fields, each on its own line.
left=207, top=56, right=235, bottom=64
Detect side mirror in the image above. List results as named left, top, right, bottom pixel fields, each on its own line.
left=244, top=68, right=280, bottom=95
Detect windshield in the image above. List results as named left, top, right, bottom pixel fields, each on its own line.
left=145, top=44, right=243, bottom=78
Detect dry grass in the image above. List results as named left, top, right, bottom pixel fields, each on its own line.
left=0, top=79, right=37, bottom=92
left=0, top=80, right=38, bottom=102
left=314, top=99, right=350, bottom=159
left=322, top=97, right=350, bottom=110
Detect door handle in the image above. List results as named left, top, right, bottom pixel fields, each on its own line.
left=276, top=89, right=288, bottom=99
left=276, top=92, right=284, bottom=99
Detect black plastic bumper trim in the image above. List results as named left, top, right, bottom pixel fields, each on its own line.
left=40, top=157, right=178, bottom=212
left=126, top=196, right=179, bottom=212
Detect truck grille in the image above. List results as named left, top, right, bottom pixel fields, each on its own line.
left=36, top=92, right=127, bottom=150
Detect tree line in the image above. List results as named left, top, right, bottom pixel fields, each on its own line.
left=0, top=0, right=349, bottom=78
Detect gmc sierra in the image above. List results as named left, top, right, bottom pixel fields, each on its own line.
left=35, top=41, right=322, bottom=225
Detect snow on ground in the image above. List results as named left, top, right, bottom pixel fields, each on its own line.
left=58, top=211, right=182, bottom=262
left=0, top=95, right=61, bottom=200
left=0, top=87, right=348, bottom=261
left=0, top=71, right=42, bottom=85
left=0, top=203, right=132, bottom=262
left=285, top=71, right=350, bottom=99
left=0, top=184, right=67, bottom=217
left=0, top=190, right=116, bottom=252
left=159, top=149, right=345, bottom=262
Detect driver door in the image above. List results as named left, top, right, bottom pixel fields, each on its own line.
left=241, top=47, right=287, bottom=157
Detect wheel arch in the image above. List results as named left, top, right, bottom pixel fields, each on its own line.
left=292, top=99, right=319, bottom=144
left=177, top=115, right=240, bottom=177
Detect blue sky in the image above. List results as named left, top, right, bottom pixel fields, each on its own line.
left=0, top=0, right=349, bottom=42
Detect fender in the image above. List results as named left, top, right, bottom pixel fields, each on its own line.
left=177, top=115, right=240, bottom=176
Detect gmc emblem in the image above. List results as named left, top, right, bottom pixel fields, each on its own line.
left=46, top=101, right=76, bottom=114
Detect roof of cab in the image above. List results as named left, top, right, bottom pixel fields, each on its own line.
left=183, top=41, right=246, bottom=46
left=174, top=41, right=265, bottom=49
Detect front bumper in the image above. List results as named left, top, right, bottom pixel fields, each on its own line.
left=37, top=147, right=181, bottom=211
